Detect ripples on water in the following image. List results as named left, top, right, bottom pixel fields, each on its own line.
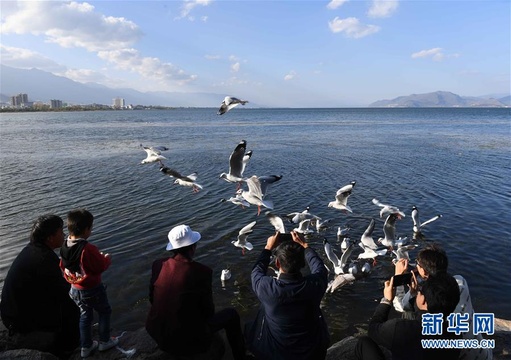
left=1, top=108, right=510, bottom=342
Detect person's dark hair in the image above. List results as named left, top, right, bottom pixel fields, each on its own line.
left=30, top=214, right=64, bottom=244
left=275, top=241, right=305, bottom=274
left=67, top=209, right=94, bottom=237
left=421, top=272, right=460, bottom=317
left=171, top=243, right=196, bottom=258
left=417, top=244, right=448, bottom=277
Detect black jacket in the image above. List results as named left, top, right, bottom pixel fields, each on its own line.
left=245, top=248, right=330, bottom=360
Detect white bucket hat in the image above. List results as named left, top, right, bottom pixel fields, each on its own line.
left=166, top=224, right=201, bottom=251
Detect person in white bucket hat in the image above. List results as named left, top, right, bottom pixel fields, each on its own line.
left=146, top=224, right=247, bottom=359
left=165, top=224, right=201, bottom=251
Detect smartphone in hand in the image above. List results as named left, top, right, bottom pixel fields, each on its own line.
left=392, top=273, right=412, bottom=287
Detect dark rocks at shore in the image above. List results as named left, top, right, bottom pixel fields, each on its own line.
left=1, top=319, right=510, bottom=359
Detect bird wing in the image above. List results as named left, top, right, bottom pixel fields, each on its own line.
left=258, top=175, right=283, bottom=196
left=238, top=221, right=257, bottom=236
left=420, top=214, right=442, bottom=228
left=328, top=273, right=356, bottom=293
left=185, top=172, right=198, bottom=182
left=241, top=151, right=252, bottom=177
left=228, top=140, right=247, bottom=178
left=266, top=212, right=286, bottom=233
left=339, top=243, right=355, bottom=269
left=383, top=214, right=397, bottom=241
left=246, top=175, right=264, bottom=200
left=160, top=167, right=184, bottom=179
left=360, top=219, right=378, bottom=249
left=323, top=239, right=341, bottom=269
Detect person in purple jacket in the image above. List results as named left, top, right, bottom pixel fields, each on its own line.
left=245, top=231, right=330, bottom=360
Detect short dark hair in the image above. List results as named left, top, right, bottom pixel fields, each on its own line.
left=417, top=244, right=448, bottom=277
left=421, top=272, right=460, bottom=317
left=30, top=214, right=64, bottom=244
left=275, top=241, right=305, bottom=274
left=67, top=209, right=94, bottom=237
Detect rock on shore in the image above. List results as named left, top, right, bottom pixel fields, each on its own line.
left=1, top=319, right=510, bottom=359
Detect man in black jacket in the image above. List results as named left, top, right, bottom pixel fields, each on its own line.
left=356, top=272, right=461, bottom=360
left=245, top=231, right=330, bottom=360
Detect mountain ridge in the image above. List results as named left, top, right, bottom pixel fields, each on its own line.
left=369, top=90, right=509, bottom=107
left=1, top=65, right=509, bottom=108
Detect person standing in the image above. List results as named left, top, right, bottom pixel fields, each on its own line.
left=0, top=214, right=80, bottom=358
left=59, top=209, right=118, bottom=358
left=245, top=231, right=330, bottom=360
left=145, top=224, right=246, bottom=359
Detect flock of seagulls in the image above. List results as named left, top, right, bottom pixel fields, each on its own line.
left=139, top=95, right=444, bottom=294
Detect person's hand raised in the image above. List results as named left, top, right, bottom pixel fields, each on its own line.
left=291, top=231, right=308, bottom=248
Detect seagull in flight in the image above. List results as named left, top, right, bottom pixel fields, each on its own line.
left=140, top=144, right=167, bottom=164
left=378, top=213, right=399, bottom=248
left=220, top=195, right=251, bottom=208
left=372, top=198, right=405, bottom=219
left=359, top=218, right=379, bottom=250
left=217, top=96, right=249, bottom=115
left=219, top=140, right=252, bottom=189
left=411, top=206, right=442, bottom=234
left=286, top=206, right=321, bottom=224
left=237, top=175, right=283, bottom=215
left=160, top=166, right=203, bottom=192
left=265, top=212, right=287, bottom=234
left=328, top=181, right=356, bottom=213
left=232, top=221, right=256, bottom=254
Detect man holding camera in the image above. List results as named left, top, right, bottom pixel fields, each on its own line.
left=245, top=231, right=330, bottom=360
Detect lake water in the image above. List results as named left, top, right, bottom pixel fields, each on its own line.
left=1, top=107, right=510, bottom=344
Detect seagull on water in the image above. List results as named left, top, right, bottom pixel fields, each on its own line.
left=411, top=206, right=442, bottom=234
left=140, top=144, right=167, bottom=164
left=232, top=221, right=256, bottom=254
left=217, top=96, right=249, bottom=115
left=328, top=181, right=356, bottom=213
left=293, top=219, right=315, bottom=235
left=326, top=273, right=356, bottom=293
left=160, top=166, right=203, bottom=192
left=237, top=175, right=283, bottom=215
left=219, top=140, right=253, bottom=189
left=372, top=198, right=405, bottom=219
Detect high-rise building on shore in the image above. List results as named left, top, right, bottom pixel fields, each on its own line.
left=112, top=97, right=126, bottom=109
left=11, top=93, right=29, bottom=107
left=50, top=99, right=63, bottom=109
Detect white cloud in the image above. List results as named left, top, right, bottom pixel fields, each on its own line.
left=284, top=70, right=297, bottom=81
left=0, top=45, right=66, bottom=72
left=1, top=2, right=142, bottom=52
left=328, top=17, right=380, bottom=38
left=231, top=62, right=240, bottom=72
left=327, top=0, right=349, bottom=10
left=367, top=0, right=399, bottom=18
left=64, top=68, right=109, bottom=83
left=178, top=0, right=212, bottom=20
left=1, top=2, right=197, bottom=89
left=97, top=49, right=197, bottom=86
left=411, top=48, right=459, bottom=61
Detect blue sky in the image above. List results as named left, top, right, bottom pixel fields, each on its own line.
left=1, top=0, right=509, bottom=107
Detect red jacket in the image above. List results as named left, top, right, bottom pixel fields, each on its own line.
left=60, top=240, right=111, bottom=290
left=145, top=253, right=215, bottom=355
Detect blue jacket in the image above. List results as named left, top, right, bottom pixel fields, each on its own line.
left=246, top=248, right=330, bottom=360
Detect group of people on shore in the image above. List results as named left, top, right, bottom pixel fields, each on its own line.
left=1, top=211, right=492, bottom=360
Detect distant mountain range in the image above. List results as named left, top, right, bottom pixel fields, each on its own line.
left=1, top=65, right=509, bottom=108
left=0, top=65, right=227, bottom=107
left=369, top=91, right=509, bottom=108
